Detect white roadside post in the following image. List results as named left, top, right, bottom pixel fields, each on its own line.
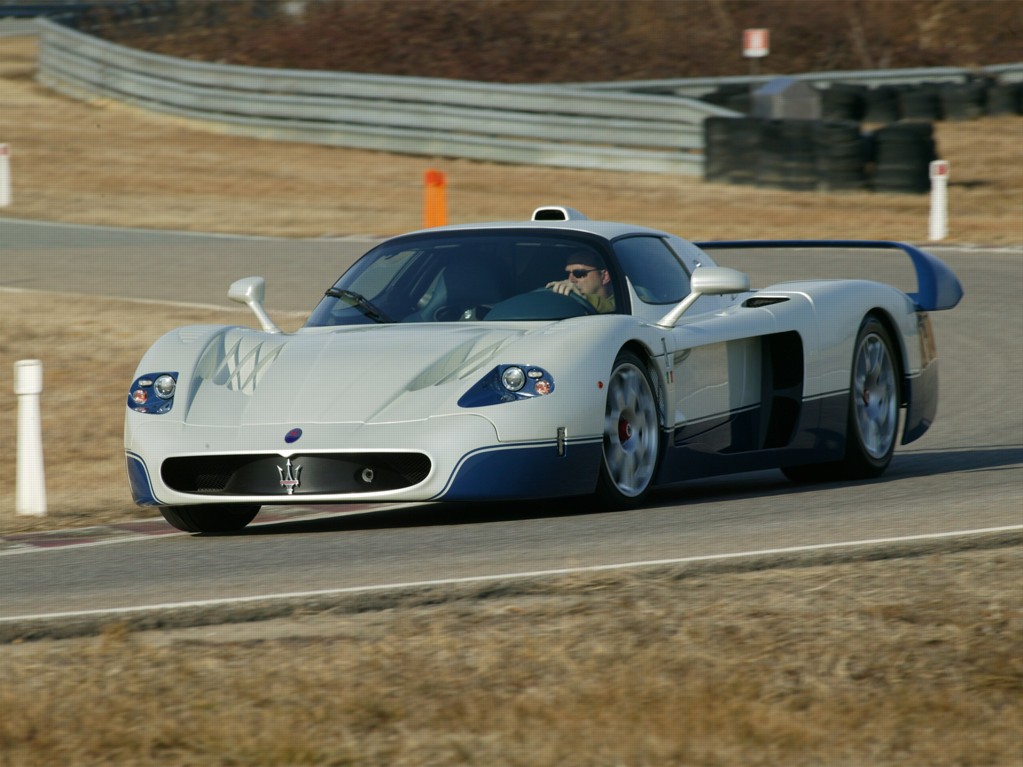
left=929, top=160, right=950, bottom=242
left=15, top=359, right=47, bottom=516
left=0, top=143, right=10, bottom=207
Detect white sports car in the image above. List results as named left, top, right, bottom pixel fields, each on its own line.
left=125, top=206, right=963, bottom=533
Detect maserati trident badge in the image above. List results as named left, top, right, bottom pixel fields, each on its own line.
left=277, top=457, right=302, bottom=494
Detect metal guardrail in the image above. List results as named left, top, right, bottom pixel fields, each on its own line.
left=35, top=18, right=737, bottom=175
left=0, top=17, right=38, bottom=34
left=574, top=63, right=1023, bottom=97
left=30, top=18, right=1023, bottom=175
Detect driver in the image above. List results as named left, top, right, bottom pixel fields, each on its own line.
left=546, top=250, right=616, bottom=313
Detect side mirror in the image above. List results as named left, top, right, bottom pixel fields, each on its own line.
left=656, top=267, right=750, bottom=328
left=228, top=276, right=282, bottom=334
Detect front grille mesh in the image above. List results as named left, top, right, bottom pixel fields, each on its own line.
left=162, top=452, right=431, bottom=496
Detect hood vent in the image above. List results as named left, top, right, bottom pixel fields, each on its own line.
left=743, top=296, right=790, bottom=308
left=196, top=330, right=285, bottom=395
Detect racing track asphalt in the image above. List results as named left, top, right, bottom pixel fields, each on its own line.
left=1, top=217, right=1021, bottom=629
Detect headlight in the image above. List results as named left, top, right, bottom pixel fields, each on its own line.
left=153, top=374, right=176, bottom=399
left=500, top=366, right=526, bottom=392
left=127, top=372, right=178, bottom=414
left=459, top=365, right=555, bottom=408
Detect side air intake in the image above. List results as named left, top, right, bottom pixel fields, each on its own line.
left=531, top=206, right=589, bottom=221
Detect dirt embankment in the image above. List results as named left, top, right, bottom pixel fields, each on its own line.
left=95, top=0, right=1023, bottom=81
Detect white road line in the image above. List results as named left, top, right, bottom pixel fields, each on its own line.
left=3, top=524, right=1020, bottom=623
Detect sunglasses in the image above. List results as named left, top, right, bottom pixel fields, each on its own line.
left=566, top=267, right=600, bottom=279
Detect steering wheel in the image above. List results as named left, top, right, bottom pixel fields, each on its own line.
left=533, top=286, right=599, bottom=315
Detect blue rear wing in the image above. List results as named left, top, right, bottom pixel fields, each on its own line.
left=693, top=240, right=964, bottom=312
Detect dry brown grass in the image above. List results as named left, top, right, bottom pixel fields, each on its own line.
left=1, top=547, right=1021, bottom=766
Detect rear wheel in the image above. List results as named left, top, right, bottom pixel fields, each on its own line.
left=159, top=504, right=260, bottom=534
left=596, top=350, right=662, bottom=509
left=845, top=317, right=900, bottom=478
left=783, top=315, right=900, bottom=483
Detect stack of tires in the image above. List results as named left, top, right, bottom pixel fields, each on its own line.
left=870, top=122, right=937, bottom=194
left=898, top=82, right=944, bottom=121
left=813, top=120, right=869, bottom=191
left=703, top=116, right=761, bottom=186
left=939, top=81, right=988, bottom=120
left=707, top=77, right=1022, bottom=122
left=703, top=116, right=936, bottom=194
left=821, top=83, right=868, bottom=121
left=756, top=119, right=817, bottom=191
left=862, top=85, right=902, bottom=123
left=986, top=81, right=1023, bottom=116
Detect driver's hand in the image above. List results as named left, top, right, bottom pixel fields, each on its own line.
left=546, top=279, right=580, bottom=297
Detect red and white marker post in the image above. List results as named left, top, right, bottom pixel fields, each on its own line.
left=743, top=28, right=770, bottom=58
left=743, top=28, right=769, bottom=77
left=929, top=160, right=950, bottom=242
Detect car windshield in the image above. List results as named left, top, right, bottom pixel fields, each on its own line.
left=305, top=231, right=619, bottom=327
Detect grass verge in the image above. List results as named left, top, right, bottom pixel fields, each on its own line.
left=1, top=543, right=1021, bottom=766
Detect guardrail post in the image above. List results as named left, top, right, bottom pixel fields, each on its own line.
left=0, top=143, right=10, bottom=207
left=15, top=360, right=47, bottom=516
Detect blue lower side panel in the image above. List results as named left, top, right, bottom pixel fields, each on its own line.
left=656, top=393, right=849, bottom=484
left=439, top=441, right=603, bottom=500
left=126, top=452, right=162, bottom=507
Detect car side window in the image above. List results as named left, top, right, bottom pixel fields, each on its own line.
left=612, top=236, right=691, bottom=304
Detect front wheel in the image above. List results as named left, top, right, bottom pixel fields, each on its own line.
left=596, top=350, right=662, bottom=509
left=159, top=504, right=261, bottom=534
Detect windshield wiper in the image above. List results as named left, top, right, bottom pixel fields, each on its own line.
left=325, top=288, right=395, bottom=324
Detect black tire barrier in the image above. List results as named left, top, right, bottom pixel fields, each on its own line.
left=757, top=119, right=818, bottom=191
left=703, top=117, right=942, bottom=195
left=703, top=116, right=761, bottom=186
left=813, top=120, right=869, bottom=191
left=820, top=83, right=868, bottom=121
left=871, top=122, right=937, bottom=194
left=703, top=116, right=736, bottom=183
left=985, top=82, right=1022, bottom=115
left=898, top=83, right=944, bottom=121
left=863, top=85, right=901, bottom=124
left=940, top=81, right=988, bottom=120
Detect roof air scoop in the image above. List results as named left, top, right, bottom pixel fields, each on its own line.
left=531, top=206, right=589, bottom=221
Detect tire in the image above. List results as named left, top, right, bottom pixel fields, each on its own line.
left=596, top=350, right=662, bottom=509
left=871, top=123, right=936, bottom=194
left=159, top=504, right=261, bottom=534
left=783, top=316, right=900, bottom=483
left=844, top=317, right=900, bottom=478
